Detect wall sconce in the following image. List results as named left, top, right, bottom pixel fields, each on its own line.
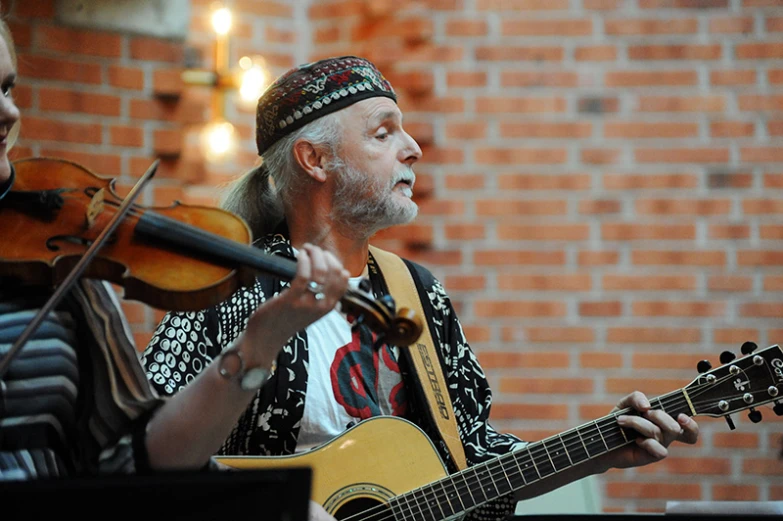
left=182, top=3, right=270, bottom=163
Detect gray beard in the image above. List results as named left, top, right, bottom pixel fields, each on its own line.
left=330, top=160, right=418, bottom=240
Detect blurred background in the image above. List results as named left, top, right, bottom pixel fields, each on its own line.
left=6, top=0, right=783, bottom=513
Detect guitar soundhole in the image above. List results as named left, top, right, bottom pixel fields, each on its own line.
left=333, top=498, right=388, bottom=520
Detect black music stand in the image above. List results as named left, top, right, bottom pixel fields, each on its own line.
left=0, top=467, right=311, bottom=520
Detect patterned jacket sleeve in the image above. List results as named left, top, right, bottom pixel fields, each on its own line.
left=141, top=299, right=257, bottom=472
left=406, top=262, right=526, bottom=520
left=141, top=305, right=223, bottom=397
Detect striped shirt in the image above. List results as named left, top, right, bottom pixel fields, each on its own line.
left=0, top=279, right=162, bottom=479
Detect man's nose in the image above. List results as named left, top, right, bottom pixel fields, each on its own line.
left=402, top=131, right=422, bottom=165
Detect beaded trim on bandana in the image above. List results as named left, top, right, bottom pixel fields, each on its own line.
left=255, top=56, right=396, bottom=156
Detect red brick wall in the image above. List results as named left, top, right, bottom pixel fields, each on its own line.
left=9, top=0, right=783, bottom=513
left=313, top=0, right=783, bottom=511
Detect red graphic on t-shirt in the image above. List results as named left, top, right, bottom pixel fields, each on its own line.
left=330, top=326, right=406, bottom=420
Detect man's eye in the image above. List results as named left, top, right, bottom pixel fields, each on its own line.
left=376, top=132, right=388, bottom=140
left=2, top=82, right=15, bottom=97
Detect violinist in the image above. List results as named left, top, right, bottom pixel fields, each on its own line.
left=142, top=56, right=699, bottom=520
left=0, top=17, right=345, bottom=520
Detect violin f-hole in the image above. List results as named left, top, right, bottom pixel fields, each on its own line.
left=46, top=234, right=117, bottom=252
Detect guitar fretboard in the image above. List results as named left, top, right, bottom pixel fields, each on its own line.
left=388, top=390, right=692, bottom=521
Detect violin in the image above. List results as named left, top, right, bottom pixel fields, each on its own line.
left=0, top=157, right=422, bottom=347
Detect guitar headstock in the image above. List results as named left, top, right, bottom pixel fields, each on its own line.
left=686, top=344, right=783, bottom=418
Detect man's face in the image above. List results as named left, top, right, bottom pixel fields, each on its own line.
left=329, top=97, right=423, bottom=238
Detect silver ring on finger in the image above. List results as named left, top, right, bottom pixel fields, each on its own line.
left=307, top=280, right=325, bottom=301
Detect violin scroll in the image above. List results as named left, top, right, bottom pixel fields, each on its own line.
left=386, top=307, right=421, bottom=346
left=339, top=289, right=423, bottom=347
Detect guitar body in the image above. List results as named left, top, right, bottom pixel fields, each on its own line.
left=214, top=416, right=450, bottom=518
left=213, top=344, right=783, bottom=521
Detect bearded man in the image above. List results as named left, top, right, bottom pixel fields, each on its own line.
left=142, top=56, right=698, bottom=521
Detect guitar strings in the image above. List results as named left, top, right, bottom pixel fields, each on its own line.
left=349, top=387, right=730, bottom=521
left=342, top=374, right=734, bottom=521
left=429, top=373, right=749, bottom=516
left=339, top=370, right=754, bottom=521
left=389, top=392, right=689, bottom=520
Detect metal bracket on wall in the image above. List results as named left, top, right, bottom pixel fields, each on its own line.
left=56, top=0, right=189, bottom=39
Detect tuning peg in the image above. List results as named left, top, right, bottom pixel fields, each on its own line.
left=720, top=351, right=736, bottom=364
left=725, top=415, right=736, bottom=430
left=379, top=294, right=396, bottom=312
left=748, top=408, right=762, bottom=423
left=740, top=341, right=758, bottom=355
left=358, top=277, right=372, bottom=293
left=697, top=360, right=712, bottom=373
left=773, top=401, right=783, bottom=416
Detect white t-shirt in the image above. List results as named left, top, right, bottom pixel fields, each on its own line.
left=296, top=275, right=407, bottom=452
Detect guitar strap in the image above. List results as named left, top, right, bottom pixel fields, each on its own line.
left=368, top=245, right=468, bottom=471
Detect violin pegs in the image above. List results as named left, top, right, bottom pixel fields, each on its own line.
left=358, top=277, right=372, bottom=293
left=740, top=341, right=758, bottom=355
left=720, top=351, right=736, bottom=364
left=725, top=415, right=736, bottom=430
left=697, top=360, right=712, bottom=373
left=773, top=401, right=783, bottom=417
left=748, top=408, right=762, bottom=424
left=379, top=294, right=396, bottom=312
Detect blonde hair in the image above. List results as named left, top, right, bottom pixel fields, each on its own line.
left=0, top=16, right=16, bottom=67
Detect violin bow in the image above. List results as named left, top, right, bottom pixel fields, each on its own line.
left=0, top=159, right=160, bottom=382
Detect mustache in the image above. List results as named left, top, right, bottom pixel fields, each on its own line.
left=392, top=167, right=416, bottom=188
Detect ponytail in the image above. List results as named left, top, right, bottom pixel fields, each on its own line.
left=221, top=111, right=343, bottom=240
left=220, top=164, right=284, bottom=241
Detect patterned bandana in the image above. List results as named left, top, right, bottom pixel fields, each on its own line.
left=255, top=55, right=397, bottom=156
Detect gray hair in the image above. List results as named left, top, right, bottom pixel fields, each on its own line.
left=221, top=112, right=343, bottom=240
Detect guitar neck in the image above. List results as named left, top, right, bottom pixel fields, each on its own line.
left=390, top=388, right=693, bottom=520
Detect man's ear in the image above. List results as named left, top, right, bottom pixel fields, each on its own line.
left=293, top=139, right=328, bottom=183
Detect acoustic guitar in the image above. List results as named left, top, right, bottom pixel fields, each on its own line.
left=216, top=343, right=783, bottom=520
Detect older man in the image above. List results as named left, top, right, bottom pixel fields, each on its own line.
left=142, top=56, right=698, bottom=520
